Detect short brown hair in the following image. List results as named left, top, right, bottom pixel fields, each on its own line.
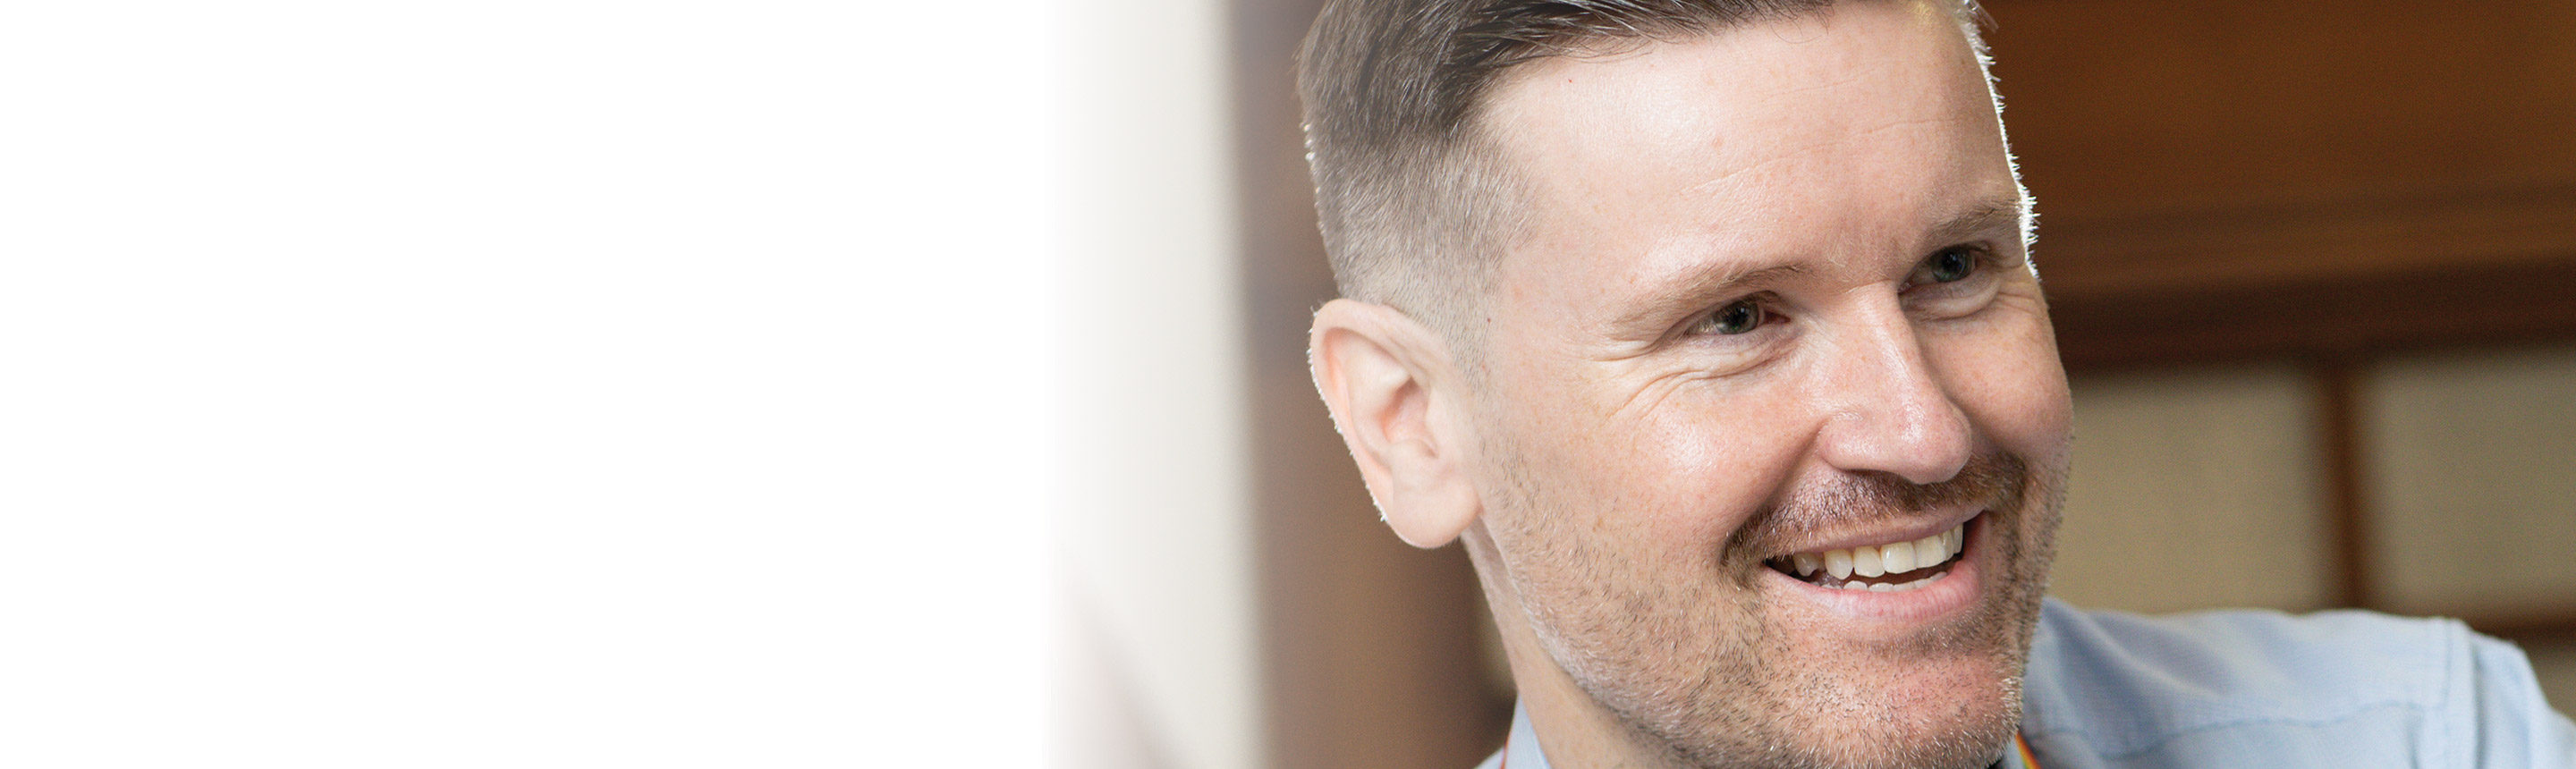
left=1295, top=0, right=1981, bottom=351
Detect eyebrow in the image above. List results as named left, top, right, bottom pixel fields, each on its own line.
left=1928, top=198, right=2028, bottom=248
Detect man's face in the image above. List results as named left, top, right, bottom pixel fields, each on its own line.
left=1463, top=4, right=2072, bottom=768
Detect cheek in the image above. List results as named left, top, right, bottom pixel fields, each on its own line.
left=1930, top=314, right=2073, bottom=461
left=1521, top=383, right=1819, bottom=549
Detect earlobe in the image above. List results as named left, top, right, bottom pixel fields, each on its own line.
left=1308, top=300, right=1483, bottom=548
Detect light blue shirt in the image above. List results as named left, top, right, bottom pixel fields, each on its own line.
left=1479, top=597, right=2576, bottom=768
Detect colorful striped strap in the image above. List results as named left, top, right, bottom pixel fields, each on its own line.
left=2014, top=731, right=2043, bottom=769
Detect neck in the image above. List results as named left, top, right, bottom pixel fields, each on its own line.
left=1513, top=659, right=1689, bottom=769
left=1465, top=528, right=1690, bottom=769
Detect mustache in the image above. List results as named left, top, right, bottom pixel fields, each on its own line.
left=1731, top=452, right=2028, bottom=558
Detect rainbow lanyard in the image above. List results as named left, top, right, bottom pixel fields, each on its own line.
left=2012, top=732, right=2043, bottom=769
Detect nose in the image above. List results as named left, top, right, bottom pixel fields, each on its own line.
left=1809, top=300, right=1974, bottom=486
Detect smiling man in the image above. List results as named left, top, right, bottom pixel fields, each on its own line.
left=1294, top=2, right=2574, bottom=768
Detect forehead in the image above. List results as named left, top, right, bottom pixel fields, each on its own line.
left=1476, top=1, right=2012, bottom=300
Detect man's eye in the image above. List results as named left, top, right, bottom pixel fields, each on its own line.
left=1919, top=247, right=1978, bottom=283
left=1695, top=299, right=1767, bottom=335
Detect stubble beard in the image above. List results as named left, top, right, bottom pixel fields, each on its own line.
left=1480, top=443, right=2064, bottom=769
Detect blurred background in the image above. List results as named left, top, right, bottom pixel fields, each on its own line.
left=1059, top=1, right=2576, bottom=768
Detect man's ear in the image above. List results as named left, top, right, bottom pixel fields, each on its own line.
left=1309, top=299, right=1482, bottom=548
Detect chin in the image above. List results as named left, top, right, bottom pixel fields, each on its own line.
left=1501, top=445, right=2066, bottom=769
left=1608, top=625, right=2025, bottom=769
left=1752, top=647, right=2023, bottom=769
left=1591, top=522, right=2048, bottom=769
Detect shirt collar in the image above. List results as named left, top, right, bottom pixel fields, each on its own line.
left=1500, top=700, right=1547, bottom=768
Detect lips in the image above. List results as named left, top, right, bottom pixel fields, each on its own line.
left=1764, top=515, right=1973, bottom=592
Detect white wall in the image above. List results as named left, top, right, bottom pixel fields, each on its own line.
left=2, top=1, right=1055, bottom=765
left=1054, top=0, right=1260, bottom=767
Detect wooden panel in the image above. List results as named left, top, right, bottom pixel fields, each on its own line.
left=2048, top=243, right=2576, bottom=372
left=1983, top=0, right=2576, bottom=371
left=1987, top=0, right=2576, bottom=222
left=2363, top=345, right=2576, bottom=623
left=2056, top=363, right=2335, bottom=613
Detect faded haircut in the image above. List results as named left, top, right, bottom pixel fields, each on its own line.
left=1295, top=0, right=1987, bottom=359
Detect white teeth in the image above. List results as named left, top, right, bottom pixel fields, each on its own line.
left=1785, top=523, right=1968, bottom=585
left=1868, top=582, right=1894, bottom=592
left=1881, top=541, right=1916, bottom=573
left=1851, top=545, right=1884, bottom=578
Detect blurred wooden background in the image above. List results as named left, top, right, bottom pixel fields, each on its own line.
left=1229, top=2, right=2576, bottom=766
